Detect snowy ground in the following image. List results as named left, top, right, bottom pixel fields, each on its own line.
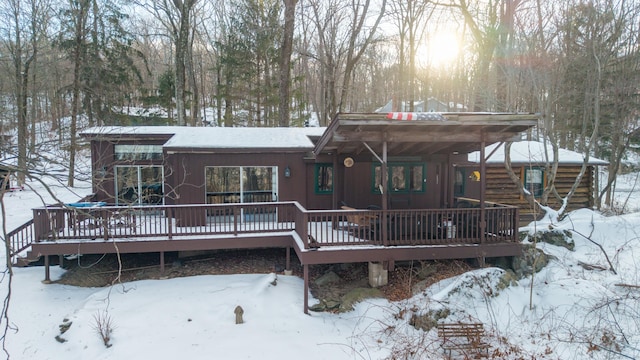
left=1, top=168, right=640, bottom=359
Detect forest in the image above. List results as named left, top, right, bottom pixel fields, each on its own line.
left=1, top=0, right=639, bottom=209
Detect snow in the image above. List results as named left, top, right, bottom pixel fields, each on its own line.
left=468, top=140, right=609, bottom=165
left=2, top=152, right=640, bottom=360
left=81, top=126, right=327, bottom=150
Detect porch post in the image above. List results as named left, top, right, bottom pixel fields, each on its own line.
left=159, top=251, right=165, bottom=273
left=480, top=133, right=486, bottom=244
left=332, top=152, right=339, bottom=210
left=381, top=140, right=388, bottom=247
left=381, top=140, right=388, bottom=211
left=303, top=264, right=309, bottom=314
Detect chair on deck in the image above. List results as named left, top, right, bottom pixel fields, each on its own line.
left=341, top=206, right=378, bottom=239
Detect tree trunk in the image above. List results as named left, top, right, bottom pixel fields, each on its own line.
left=68, top=2, right=88, bottom=188
left=278, top=0, right=297, bottom=127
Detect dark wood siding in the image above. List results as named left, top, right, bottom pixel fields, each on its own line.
left=463, top=165, right=596, bottom=219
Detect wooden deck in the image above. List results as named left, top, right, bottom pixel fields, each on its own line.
left=9, top=201, right=522, bottom=313
left=12, top=200, right=522, bottom=261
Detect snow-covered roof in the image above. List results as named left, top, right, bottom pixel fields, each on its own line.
left=81, top=126, right=327, bottom=150
left=468, top=141, right=609, bottom=165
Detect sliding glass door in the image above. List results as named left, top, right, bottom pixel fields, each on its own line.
left=115, top=166, right=164, bottom=205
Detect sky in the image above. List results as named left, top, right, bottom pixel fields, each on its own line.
left=1, top=152, right=640, bottom=359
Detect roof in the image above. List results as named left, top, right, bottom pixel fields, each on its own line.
left=81, top=126, right=327, bottom=151
left=467, top=141, right=609, bottom=165
left=314, top=112, right=540, bottom=157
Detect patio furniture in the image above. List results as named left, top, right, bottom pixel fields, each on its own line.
left=341, top=206, right=378, bottom=239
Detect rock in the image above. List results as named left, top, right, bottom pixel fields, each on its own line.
left=339, top=287, right=383, bottom=312
left=512, top=245, right=549, bottom=279
left=314, top=271, right=342, bottom=286
left=411, top=279, right=430, bottom=296
left=496, top=269, right=519, bottom=290
left=529, top=230, right=574, bottom=250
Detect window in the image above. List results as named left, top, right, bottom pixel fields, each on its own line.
left=524, top=167, right=544, bottom=197
left=205, top=166, right=277, bottom=204
left=114, top=144, right=163, bottom=161
left=372, top=163, right=425, bottom=193
left=454, top=168, right=465, bottom=197
left=315, top=164, right=333, bottom=194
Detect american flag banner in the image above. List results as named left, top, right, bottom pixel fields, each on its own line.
left=386, top=112, right=446, bottom=121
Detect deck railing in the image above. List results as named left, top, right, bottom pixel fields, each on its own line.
left=22, top=201, right=519, bottom=251
left=301, top=206, right=519, bottom=249
left=32, top=202, right=297, bottom=242
left=7, top=219, right=35, bottom=256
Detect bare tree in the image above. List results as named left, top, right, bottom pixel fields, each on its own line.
left=1, top=0, right=49, bottom=187
left=304, top=0, right=386, bottom=125
left=142, top=0, right=199, bottom=126
left=387, top=0, right=433, bottom=111
left=337, top=0, right=386, bottom=113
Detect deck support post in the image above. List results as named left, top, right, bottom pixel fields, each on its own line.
left=285, top=247, right=291, bottom=271
left=303, top=264, right=309, bottom=315
left=478, top=256, right=486, bottom=267
left=303, top=264, right=309, bottom=314
left=159, top=251, right=165, bottom=273
left=368, top=262, right=388, bottom=287
left=43, top=255, right=51, bottom=283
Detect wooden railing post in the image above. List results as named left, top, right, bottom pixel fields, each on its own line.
left=102, top=208, right=109, bottom=240
left=301, top=211, right=309, bottom=249
left=381, top=209, right=388, bottom=247
left=167, top=207, right=173, bottom=240
left=513, top=207, right=519, bottom=242
left=233, top=206, right=238, bottom=235
left=32, top=209, right=44, bottom=242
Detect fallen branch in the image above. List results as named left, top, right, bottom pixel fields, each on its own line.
left=614, top=283, right=640, bottom=289
left=578, top=261, right=608, bottom=271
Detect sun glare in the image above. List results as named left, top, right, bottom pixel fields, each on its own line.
left=416, top=31, right=462, bottom=68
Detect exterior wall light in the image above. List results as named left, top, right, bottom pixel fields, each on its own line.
left=284, top=166, right=291, bottom=178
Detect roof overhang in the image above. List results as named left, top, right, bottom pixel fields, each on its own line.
left=313, top=112, right=540, bottom=157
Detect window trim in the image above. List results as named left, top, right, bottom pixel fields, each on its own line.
left=314, top=163, right=333, bottom=194
left=523, top=167, right=545, bottom=197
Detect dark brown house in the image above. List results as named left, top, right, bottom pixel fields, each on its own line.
left=454, top=141, right=608, bottom=222
left=10, top=112, right=543, bottom=313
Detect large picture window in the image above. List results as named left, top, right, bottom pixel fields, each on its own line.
left=115, top=166, right=163, bottom=205
left=372, top=163, right=425, bottom=193
left=314, top=164, right=333, bottom=194
left=205, top=166, right=277, bottom=204
left=524, top=167, right=544, bottom=197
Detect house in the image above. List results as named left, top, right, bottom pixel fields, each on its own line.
left=10, top=112, right=541, bottom=313
left=455, top=141, right=609, bottom=222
